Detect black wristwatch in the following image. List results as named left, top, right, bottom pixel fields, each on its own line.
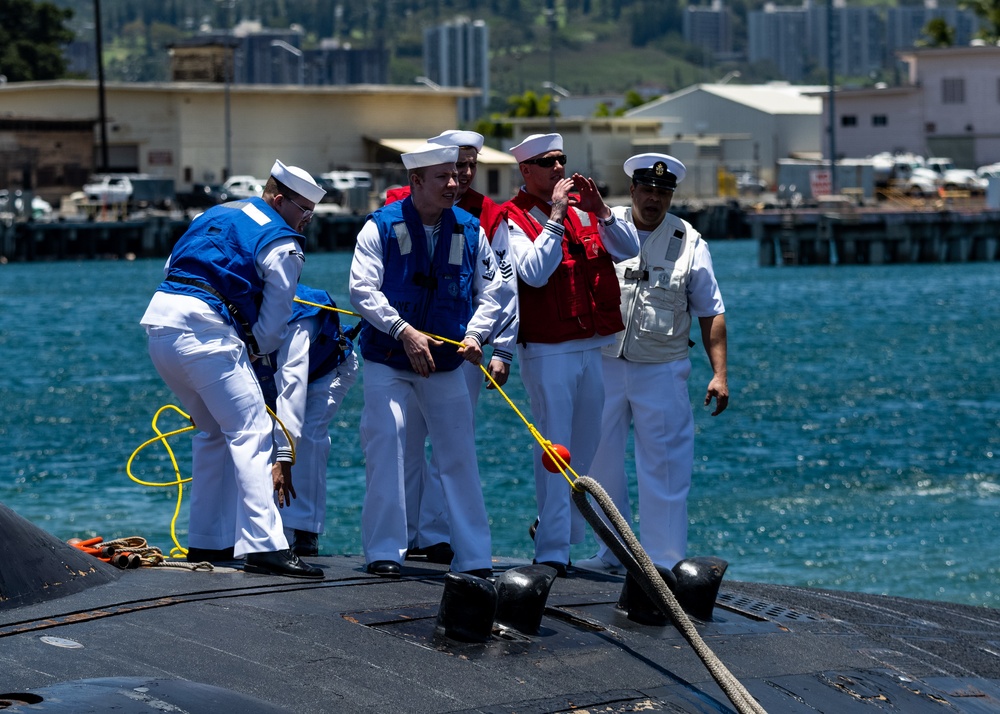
left=600, top=213, right=615, bottom=227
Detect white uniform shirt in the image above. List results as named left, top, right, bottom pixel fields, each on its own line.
left=506, top=196, right=639, bottom=358
left=350, top=217, right=503, bottom=345
left=484, top=219, right=519, bottom=364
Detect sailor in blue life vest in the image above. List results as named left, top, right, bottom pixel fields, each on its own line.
left=576, top=153, right=729, bottom=575
left=386, top=130, right=519, bottom=567
left=502, top=133, right=640, bottom=577
left=269, top=284, right=359, bottom=557
left=140, top=160, right=327, bottom=578
left=349, top=142, right=504, bottom=579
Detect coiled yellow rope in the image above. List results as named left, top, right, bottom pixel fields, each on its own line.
left=127, top=403, right=297, bottom=558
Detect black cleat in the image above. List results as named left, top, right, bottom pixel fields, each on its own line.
left=244, top=549, right=323, bottom=578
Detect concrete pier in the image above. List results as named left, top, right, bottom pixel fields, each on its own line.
left=0, top=213, right=366, bottom=262
left=753, top=207, right=1000, bottom=266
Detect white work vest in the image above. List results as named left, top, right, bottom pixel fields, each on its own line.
left=603, top=210, right=698, bottom=364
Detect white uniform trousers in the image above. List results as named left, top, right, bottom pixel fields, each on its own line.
left=361, top=361, right=492, bottom=572
left=589, top=356, right=694, bottom=569
left=280, top=352, right=359, bottom=534
left=518, top=347, right=606, bottom=565
left=404, top=359, right=484, bottom=549
left=146, top=325, right=289, bottom=556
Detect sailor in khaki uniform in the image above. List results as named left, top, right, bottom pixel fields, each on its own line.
left=578, top=153, right=729, bottom=573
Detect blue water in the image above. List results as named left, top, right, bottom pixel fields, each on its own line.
left=1, top=241, right=998, bottom=606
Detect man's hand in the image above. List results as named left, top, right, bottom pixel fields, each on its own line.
left=485, top=358, right=510, bottom=389
left=569, top=173, right=611, bottom=220
left=704, top=376, right=729, bottom=416
left=401, top=325, right=442, bottom=377
left=272, top=461, right=296, bottom=507
left=549, top=177, right=574, bottom=223
left=457, top=336, right=483, bottom=365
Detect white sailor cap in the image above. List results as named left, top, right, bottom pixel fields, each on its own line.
left=427, top=130, right=485, bottom=152
left=401, top=143, right=459, bottom=170
left=623, top=153, right=686, bottom=189
left=270, top=159, right=326, bottom=204
left=509, top=133, right=563, bottom=163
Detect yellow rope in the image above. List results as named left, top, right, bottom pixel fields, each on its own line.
left=293, top=297, right=581, bottom=489
left=127, top=401, right=298, bottom=559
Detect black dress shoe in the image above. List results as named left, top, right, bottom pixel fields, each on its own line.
left=407, top=542, right=455, bottom=564
left=186, top=546, right=235, bottom=563
left=366, top=560, right=401, bottom=578
left=292, top=530, right=319, bottom=557
left=533, top=560, right=568, bottom=578
left=460, top=568, right=493, bottom=580
left=244, top=549, right=323, bottom=578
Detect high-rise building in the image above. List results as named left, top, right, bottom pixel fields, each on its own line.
left=684, top=1, right=734, bottom=59
left=423, top=18, right=489, bottom=124
left=748, top=4, right=811, bottom=82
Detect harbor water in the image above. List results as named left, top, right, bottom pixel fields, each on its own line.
left=1, top=240, right=998, bottom=606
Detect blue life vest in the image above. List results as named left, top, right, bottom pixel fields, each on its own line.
left=159, top=197, right=299, bottom=353
left=359, top=198, right=479, bottom=372
left=290, top=284, right=354, bottom=382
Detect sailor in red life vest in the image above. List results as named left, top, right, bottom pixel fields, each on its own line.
left=577, top=153, right=728, bottom=575
left=349, top=143, right=503, bottom=579
left=140, top=160, right=326, bottom=578
left=387, top=130, right=519, bottom=565
left=502, top=133, right=640, bottom=576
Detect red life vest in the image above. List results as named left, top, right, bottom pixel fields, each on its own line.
left=503, top=189, right=623, bottom=344
left=385, top=186, right=505, bottom=244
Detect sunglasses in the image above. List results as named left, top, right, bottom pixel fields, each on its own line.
left=285, top=195, right=314, bottom=224
left=524, top=154, right=568, bottom=168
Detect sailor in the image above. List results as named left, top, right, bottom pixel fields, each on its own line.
left=141, top=159, right=326, bottom=578
left=502, top=133, right=639, bottom=576
left=387, top=130, right=518, bottom=565
left=270, top=284, right=359, bottom=557
left=349, top=142, right=503, bottom=579
left=578, top=153, right=729, bottom=573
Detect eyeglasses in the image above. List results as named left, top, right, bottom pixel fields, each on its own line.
left=284, top=195, right=314, bottom=224
left=523, top=154, right=568, bottom=168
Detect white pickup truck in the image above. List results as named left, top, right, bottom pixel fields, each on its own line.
left=82, top=174, right=133, bottom=204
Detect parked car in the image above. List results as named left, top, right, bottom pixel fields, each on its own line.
left=83, top=174, right=133, bottom=204
left=925, top=157, right=955, bottom=176
left=734, top=171, right=768, bottom=196
left=219, top=175, right=264, bottom=201
left=0, top=189, right=53, bottom=219
left=976, top=163, right=1000, bottom=179
left=895, top=167, right=940, bottom=197
left=942, top=169, right=988, bottom=194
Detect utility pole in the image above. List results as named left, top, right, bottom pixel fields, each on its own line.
left=94, top=0, right=109, bottom=173
left=827, top=0, right=837, bottom=194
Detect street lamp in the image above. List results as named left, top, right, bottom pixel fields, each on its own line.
left=542, top=81, right=570, bottom=132
left=270, top=39, right=304, bottom=85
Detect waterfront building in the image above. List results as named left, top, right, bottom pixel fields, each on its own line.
left=823, top=44, right=1000, bottom=168
left=0, top=80, right=510, bottom=202
left=625, top=83, right=823, bottom=188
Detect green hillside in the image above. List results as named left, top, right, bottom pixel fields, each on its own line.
left=50, top=0, right=769, bottom=114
